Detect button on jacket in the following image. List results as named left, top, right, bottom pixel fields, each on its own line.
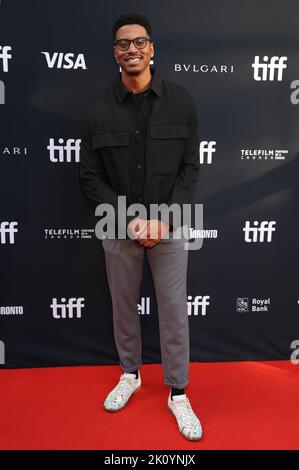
left=79, top=67, right=200, bottom=238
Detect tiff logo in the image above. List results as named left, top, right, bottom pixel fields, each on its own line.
left=0, top=221, right=18, bottom=244
left=200, top=141, right=216, bottom=164
left=48, top=138, right=81, bottom=163
left=41, top=52, right=87, bottom=69
left=0, top=340, right=4, bottom=364
left=252, top=55, right=287, bottom=81
left=51, top=298, right=85, bottom=319
left=0, top=80, right=4, bottom=104
left=0, top=45, right=12, bottom=72
left=243, top=221, right=276, bottom=243
left=187, top=295, right=210, bottom=316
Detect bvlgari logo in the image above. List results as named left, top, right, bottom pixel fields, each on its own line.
left=174, top=63, right=235, bottom=73
left=1, top=146, right=28, bottom=157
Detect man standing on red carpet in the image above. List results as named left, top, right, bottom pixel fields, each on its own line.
left=80, top=12, right=202, bottom=441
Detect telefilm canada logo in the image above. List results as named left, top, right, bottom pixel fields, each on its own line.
left=44, top=228, right=95, bottom=240
left=236, top=297, right=271, bottom=312
left=240, top=149, right=288, bottom=161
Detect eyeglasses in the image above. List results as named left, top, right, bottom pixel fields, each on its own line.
left=114, top=36, right=153, bottom=51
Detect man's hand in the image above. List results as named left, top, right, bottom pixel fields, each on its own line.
left=135, top=219, right=171, bottom=248
left=127, top=217, right=149, bottom=240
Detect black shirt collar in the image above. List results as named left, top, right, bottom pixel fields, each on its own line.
left=114, top=67, right=163, bottom=103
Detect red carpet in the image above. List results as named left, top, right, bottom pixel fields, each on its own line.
left=0, top=360, right=298, bottom=450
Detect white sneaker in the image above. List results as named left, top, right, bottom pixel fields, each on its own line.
left=103, top=372, right=141, bottom=412
left=168, top=392, right=203, bottom=441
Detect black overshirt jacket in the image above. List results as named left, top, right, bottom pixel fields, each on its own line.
left=80, top=67, right=200, bottom=238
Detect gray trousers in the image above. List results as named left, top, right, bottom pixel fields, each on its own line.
left=102, top=226, right=190, bottom=388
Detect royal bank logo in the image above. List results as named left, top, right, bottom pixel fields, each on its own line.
left=138, top=297, right=150, bottom=315
left=236, top=298, right=249, bottom=312
left=243, top=221, right=276, bottom=243
left=0, top=306, right=24, bottom=316
left=200, top=141, right=216, bottom=164
left=0, top=221, right=18, bottom=244
left=240, top=149, right=288, bottom=160
left=47, top=138, right=81, bottom=163
left=44, top=228, right=94, bottom=240
left=236, top=297, right=271, bottom=312
left=187, top=295, right=210, bottom=316
left=252, top=55, right=287, bottom=81
left=0, top=45, right=12, bottom=72
left=51, top=298, right=85, bottom=319
left=174, top=64, right=234, bottom=74
left=1, top=146, right=28, bottom=157
left=41, top=52, right=87, bottom=69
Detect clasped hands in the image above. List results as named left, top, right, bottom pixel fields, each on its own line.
left=128, top=218, right=171, bottom=248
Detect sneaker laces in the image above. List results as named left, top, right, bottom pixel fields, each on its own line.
left=175, top=397, right=198, bottom=428
left=110, top=374, right=136, bottom=401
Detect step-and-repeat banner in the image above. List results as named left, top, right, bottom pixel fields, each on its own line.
left=1, top=0, right=299, bottom=368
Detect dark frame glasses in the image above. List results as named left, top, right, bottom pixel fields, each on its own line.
left=114, top=36, right=153, bottom=51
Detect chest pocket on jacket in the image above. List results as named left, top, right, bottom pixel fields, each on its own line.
left=92, top=132, right=129, bottom=149
left=149, top=125, right=190, bottom=174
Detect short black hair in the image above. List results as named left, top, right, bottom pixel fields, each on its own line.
left=112, top=13, right=152, bottom=41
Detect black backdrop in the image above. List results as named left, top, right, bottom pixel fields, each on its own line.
left=1, top=0, right=299, bottom=368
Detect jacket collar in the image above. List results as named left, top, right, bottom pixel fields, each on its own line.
left=114, top=67, right=163, bottom=103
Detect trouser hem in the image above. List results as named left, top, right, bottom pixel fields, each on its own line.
left=121, top=364, right=142, bottom=373
left=165, top=379, right=190, bottom=388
